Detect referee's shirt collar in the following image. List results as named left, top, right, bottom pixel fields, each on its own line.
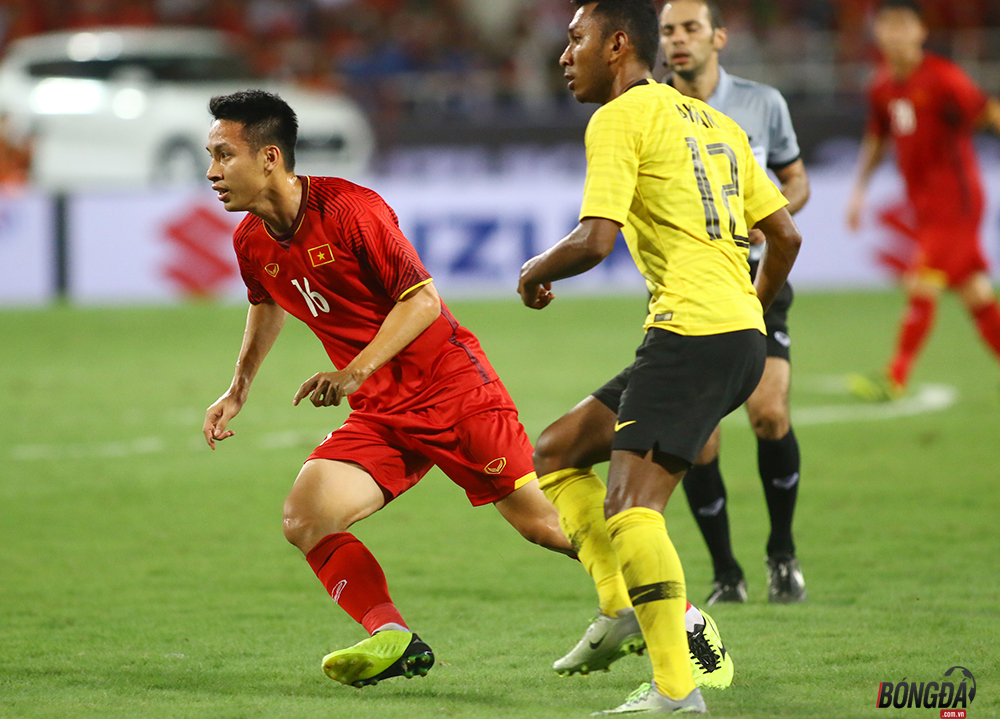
left=705, top=66, right=733, bottom=111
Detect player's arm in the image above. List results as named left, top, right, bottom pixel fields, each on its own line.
left=293, top=282, right=441, bottom=407
left=773, top=159, right=810, bottom=215
left=753, top=207, right=802, bottom=311
left=203, top=299, right=287, bottom=449
left=766, top=90, right=810, bottom=216
left=517, top=217, right=620, bottom=309
left=846, top=131, right=889, bottom=232
left=749, top=159, right=809, bottom=245
left=978, top=96, right=1000, bottom=134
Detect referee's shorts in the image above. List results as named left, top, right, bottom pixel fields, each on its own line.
left=750, top=259, right=793, bottom=362
left=592, top=327, right=765, bottom=465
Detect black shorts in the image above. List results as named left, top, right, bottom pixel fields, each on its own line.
left=592, top=328, right=766, bottom=465
left=750, top=259, right=793, bottom=361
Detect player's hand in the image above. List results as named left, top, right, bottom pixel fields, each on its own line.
left=748, top=228, right=765, bottom=246
left=518, top=258, right=555, bottom=309
left=293, top=369, right=364, bottom=408
left=203, top=393, right=244, bottom=449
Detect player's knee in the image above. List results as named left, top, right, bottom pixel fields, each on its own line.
left=518, top=512, right=571, bottom=553
left=282, top=507, right=319, bottom=552
left=750, top=403, right=790, bottom=441
left=532, top=425, right=572, bottom=476
left=694, top=428, right=721, bottom=465
left=282, top=502, right=352, bottom=553
left=282, top=512, right=310, bottom=551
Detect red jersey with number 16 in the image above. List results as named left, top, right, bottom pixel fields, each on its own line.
left=232, top=175, right=500, bottom=415
left=867, top=53, right=988, bottom=226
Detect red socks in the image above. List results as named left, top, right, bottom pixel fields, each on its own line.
left=889, top=297, right=1000, bottom=386
left=972, top=302, right=1000, bottom=358
left=305, top=532, right=694, bottom=636
left=306, top=533, right=408, bottom=635
left=889, top=296, right=936, bottom=388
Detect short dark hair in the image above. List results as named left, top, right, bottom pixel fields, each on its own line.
left=574, top=0, right=660, bottom=71
left=703, top=1, right=725, bottom=31
left=876, top=0, right=923, bottom=19
left=209, top=90, right=298, bottom=171
left=672, top=0, right=725, bottom=31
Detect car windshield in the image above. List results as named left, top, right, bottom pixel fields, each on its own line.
left=27, top=55, right=257, bottom=82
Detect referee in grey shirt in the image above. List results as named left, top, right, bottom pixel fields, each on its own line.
left=659, top=0, right=811, bottom=605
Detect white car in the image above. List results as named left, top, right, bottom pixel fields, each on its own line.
left=0, top=27, right=375, bottom=191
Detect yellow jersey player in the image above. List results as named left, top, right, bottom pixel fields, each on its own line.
left=517, top=0, right=801, bottom=714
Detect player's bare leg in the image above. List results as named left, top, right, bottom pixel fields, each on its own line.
left=746, top=358, right=791, bottom=441
left=283, top=459, right=385, bottom=552
left=533, top=395, right=617, bottom=476
left=601, top=448, right=705, bottom=713
left=957, top=271, right=1000, bottom=363
left=493, top=479, right=575, bottom=556
left=283, top=459, right=434, bottom=687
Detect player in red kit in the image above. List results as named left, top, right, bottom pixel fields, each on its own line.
left=847, top=0, right=1000, bottom=399
left=201, top=90, right=574, bottom=688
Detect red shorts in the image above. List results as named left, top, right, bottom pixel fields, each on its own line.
left=913, top=221, right=988, bottom=287
left=306, top=380, right=536, bottom=506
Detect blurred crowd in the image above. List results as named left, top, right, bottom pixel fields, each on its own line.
left=0, top=0, right=998, bottom=180
left=1, top=1, right=998, bottom=110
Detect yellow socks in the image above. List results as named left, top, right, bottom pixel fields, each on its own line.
left=606, top=506, right=694, bottom=700
left=538, top=468, right=632, bottom=617
left=540, top=470, right=696, bottom=699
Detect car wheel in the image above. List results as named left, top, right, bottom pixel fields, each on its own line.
left=153, top=139, right=205, bottom=186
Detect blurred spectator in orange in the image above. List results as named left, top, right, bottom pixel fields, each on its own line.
left=209, top=0, right=252, bottom=37
left=0, top=0, right=46, bottom=53
left=0, top=113, right=32, bottom=188
left=114, top=0, right=158, bottom=27
left=66, top=0, right=118, bottom=28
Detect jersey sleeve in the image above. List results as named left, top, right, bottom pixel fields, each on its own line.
left=348, top=194, right=432, bottom=301
left=940, top=61, right=988, bottom=130
left=765, top=88, right=801, bottom=170
left=866, top=82, right=892, bottom=138
left=234, top=224, right=272, bottom=305
left=579, top=100, right=642, bottom=226
left=741, top=137, right=788, bottom=226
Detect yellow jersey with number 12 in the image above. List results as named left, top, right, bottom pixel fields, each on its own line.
left=579, top=80, right=788, bottom=336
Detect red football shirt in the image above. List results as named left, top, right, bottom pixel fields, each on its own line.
left=233, top=176, right=500, bottom=415
left=867, top=53, right=988, bottom=225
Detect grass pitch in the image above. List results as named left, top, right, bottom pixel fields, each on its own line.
left=1, top=291, right=998, bottom=719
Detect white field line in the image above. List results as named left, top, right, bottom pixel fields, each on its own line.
left=722, top=378, right=957, bottom=427
left=10, top=379, right=957, bottom=461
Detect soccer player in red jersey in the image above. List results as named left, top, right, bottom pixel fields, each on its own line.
left=847, top=0, right=1000, bottom=398
left=200, top=90, right=574, bottom=688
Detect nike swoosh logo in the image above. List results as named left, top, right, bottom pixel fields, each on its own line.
left=588, top=637, right=605, bottom=650
left=772, top=472, right=800, bottom=490
left=614, top=420, right=636, bottom=432
left=696, top=497, right=726, bottom=517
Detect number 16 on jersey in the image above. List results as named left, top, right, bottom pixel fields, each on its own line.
left=291, top=277, right=330, bottom=317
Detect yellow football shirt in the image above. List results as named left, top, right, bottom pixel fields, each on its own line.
left=580, top=80, right=788, bottom=336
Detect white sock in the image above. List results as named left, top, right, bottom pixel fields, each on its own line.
left=372, top=622, right=409, bottom=635
left=684, top=604, right=704, bottom=633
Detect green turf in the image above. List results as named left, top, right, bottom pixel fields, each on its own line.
left=1, top=291, right=997, bottom=719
